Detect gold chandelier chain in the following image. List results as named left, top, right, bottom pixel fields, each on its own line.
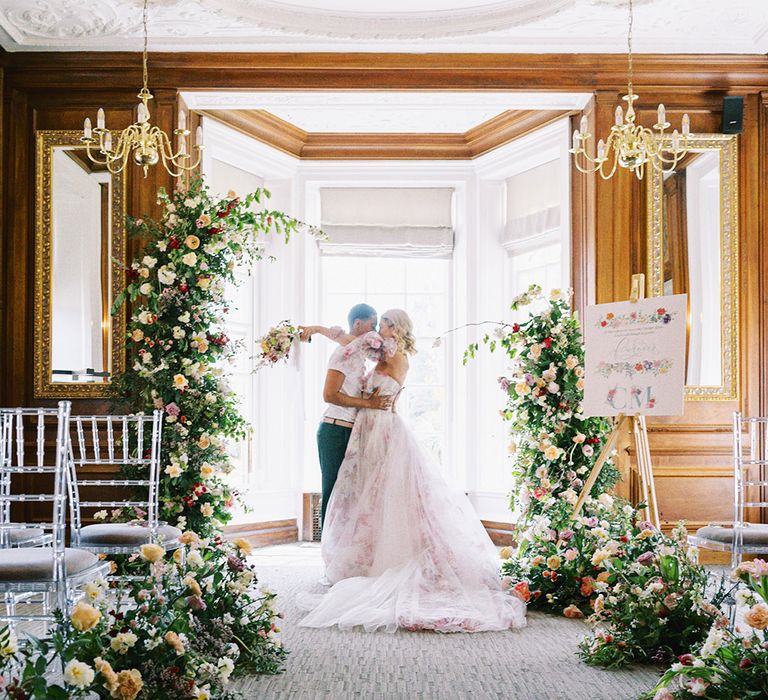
left=627, top=0, right=634, bottom=98
left=142, top=0, right=149, bottom=95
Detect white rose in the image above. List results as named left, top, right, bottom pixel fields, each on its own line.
left=63, top=660, right=95, bottom=689
left=182, top=252, right=197, bottom=266
left=582, top=444, right=594, bottom=457
left=139, top=283, right=152, bottom=296
left=547, top=382, right=560, bottom=394
left=142, top=255, right=157, bottom=268
left=158, top=265, right=177, bottom=285
left=172, top=326, right=186, bottom=339
left=157, top=240, right=168, bottom=252
left=178, top=311, right=191, bottom=323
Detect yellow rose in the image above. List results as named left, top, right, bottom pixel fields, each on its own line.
left=165, top=464, right=182, bottom=478
left=173, top=548, right=184, bottom=565
left=173, top=374, right=189, bottom=391
left=113, top=669, right=143, bottom=700
left=70, top=601, right=101, bottom=631
left=197, top=276, right=211, bottom=290
left=199, top=463, right=214, bottom=479
left=233, top=537, right=253, bottom=556
left=130, top=329, right=144, bottom=342
left=499, top=546, right=513, bottom=560
left=547, top=555, right=562, bottom=570
left=184, top=235, right=200, bottom=250
left=531, top=555, right=545, bottom=567
left=544, top=445, right=560, bottom=461
left=591, top=549, right=611, bottom=567
left=183, top=575, right=202, bottom=596
left=198, top=435, right=211, bottom=450
left=200, top=503, right=214, bottom=518
left=745, top=603, right=768, bottom=630
left=227, top=190, right=237, bottom=199
left=138, top=267, right=150, bottom=278
left=139, top=543, right=165, bottom=562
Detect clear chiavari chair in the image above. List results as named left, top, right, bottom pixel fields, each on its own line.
left=67, top=411, right=182, bottom=558
left=690, top=412, right=768, bottom=568
left=0, top=402, right=110, bottom=637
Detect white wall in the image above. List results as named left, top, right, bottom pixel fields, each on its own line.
left=202, top=117, right=571, bottom=530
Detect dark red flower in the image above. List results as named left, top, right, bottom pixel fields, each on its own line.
left=178, top=282, right=189, bottom=293
left=169, top=236, right=180, bottom=249
left=739, top=658, right=753, bottom=669
left=126, top=269, right=139, bottom=280
left=542, top=337, right=553, bottom=348
left=512, top=323, right=520, bottom=333
left=216, top=210, right=228, bottom=219
left=677, top=654, right=694, bottom=666
left=208, top=227, right=223, bottom=234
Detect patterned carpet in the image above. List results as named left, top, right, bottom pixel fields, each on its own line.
left=234, top=543, right=661, bottom=700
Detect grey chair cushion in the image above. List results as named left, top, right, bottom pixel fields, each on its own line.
left=695, top=524, right=768, bottom=546
left=0, top=547, right=99, bottom=581
left=79, top=523, right=182, bottom=546
left=8, top=528, right=46, bottom=545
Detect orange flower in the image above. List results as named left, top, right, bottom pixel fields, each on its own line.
left=580, top=577, right=594, bottom=597
left=563, top=605, right=584, bottom=619
left=512, top=581, right=531, bottom=603
left=744, top=603, right=768, bottom=630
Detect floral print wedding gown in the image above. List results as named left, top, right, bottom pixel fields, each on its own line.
left=300, top=356, right=526, bottom=633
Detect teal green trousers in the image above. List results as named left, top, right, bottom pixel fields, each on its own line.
left=316, top=422, right=353, bottom=527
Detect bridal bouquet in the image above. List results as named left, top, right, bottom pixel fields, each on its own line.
left=255, top=321, right=299, bottom=369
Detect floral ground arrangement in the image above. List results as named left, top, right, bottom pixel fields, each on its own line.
left=0, top=537, right=284, bottom=699
left=467, top=285, right=733, bottom=671
left=644, top=558, right=768, bottom=700
left=113, top=177, right=319, bottom=537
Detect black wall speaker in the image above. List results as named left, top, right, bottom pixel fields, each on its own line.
left=722, top=96, right=744, bottom=134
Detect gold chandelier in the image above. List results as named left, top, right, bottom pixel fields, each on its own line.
left=570, top=0, right=692, bottom=180
left=81, top=0, right=202, bottom=178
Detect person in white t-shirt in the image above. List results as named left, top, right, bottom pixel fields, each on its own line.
left=300, top=304, right=392, bottom=528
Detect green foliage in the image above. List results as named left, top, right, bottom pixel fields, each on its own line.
left=111, top=176, right=317, bottom=536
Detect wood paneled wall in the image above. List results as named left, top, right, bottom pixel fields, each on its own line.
left=2, top=52, right=767, bottom=531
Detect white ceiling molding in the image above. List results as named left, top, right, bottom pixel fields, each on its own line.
left=183, top=91, right=592, bottom=134
left=0, top=0, right=766, bottom=53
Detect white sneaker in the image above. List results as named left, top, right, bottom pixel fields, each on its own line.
left=318, top=575, right=332, bottom=587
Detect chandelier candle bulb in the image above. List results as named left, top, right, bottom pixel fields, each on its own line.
left=597, top=139, right=606, bottom=161
left=579, top=115, right=589, bottom=135
left=137, top=102, right=148, bottom=124
left=196, top=126, right=203, bottom=147
left=178, top=109, right=186, bottom=131
left=96, top=108, right=105, bottom=130
left=83, top=118, right=92, bottom=140
left=615, top=105, right=623, bottom=126
left=657, top=103, right=666, bottom=127
left=104, top=132, right=112, bottom=153
left=672, top=129, right=681, bottom=151
left=682, top=114, right=691, bottom=135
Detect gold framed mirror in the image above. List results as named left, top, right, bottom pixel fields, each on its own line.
left=646, top=133, right=739, bottom=401
left=34, top=130, right=127, bottom=398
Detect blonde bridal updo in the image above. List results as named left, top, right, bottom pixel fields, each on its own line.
left=381, top=309, right=417, bottom=356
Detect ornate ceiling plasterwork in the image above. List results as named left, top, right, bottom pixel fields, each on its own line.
left=0, top=0, right=766, bottom=53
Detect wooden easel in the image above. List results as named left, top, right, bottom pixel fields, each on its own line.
left=572, top=273, right=660, bottom=528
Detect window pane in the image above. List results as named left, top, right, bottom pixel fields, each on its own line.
left=407, top=344, right=444, bottom=386
left=406, top=259, right=448, bottom=293
left=407, top=294, right=445, bottom=337
left=366, top=258, right=406, bottom=293
left=403, top=386, right=444, bottom=435
left=323, top=257, right=365, bottom=293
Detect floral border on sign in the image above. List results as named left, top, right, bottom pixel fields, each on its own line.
left=597, top=307, right=677, bottom=329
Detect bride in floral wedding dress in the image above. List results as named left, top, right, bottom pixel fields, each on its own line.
left=299, top=309, right=526, bottom=633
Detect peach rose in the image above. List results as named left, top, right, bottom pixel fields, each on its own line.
left=130, top=329, right=144, bottom=342
left=165, top=630, right=185, bottom=655
left=233, top=537, right=253, bottom=556
left=184, top=235, right=200, bottom=250
left=112, top=669, right=143, bottom=700
left=512, top=581, right=531, bottom=603
left=744, top=603, right=768, bottom=630
left=547, top=555, right=562, bottom=571
left=70, top=601, right=101, bottom=631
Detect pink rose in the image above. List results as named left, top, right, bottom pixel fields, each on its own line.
left=564, top=549, right=578, bottom=561
left=165, top=402, right=180, bottom=417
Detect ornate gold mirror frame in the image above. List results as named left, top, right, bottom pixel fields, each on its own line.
left=34, top=130, right=127, bottom=398
left=646, top=133, right=739, bottom=401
